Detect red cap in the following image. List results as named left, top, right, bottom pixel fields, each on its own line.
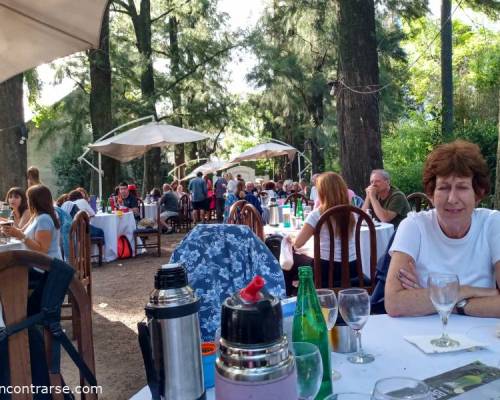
left=239, top=276, right=265, bottom=303
left=128, top=184, right=137, bottom=191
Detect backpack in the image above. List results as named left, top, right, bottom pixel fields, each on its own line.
left=117, top=235, right=132, bottom=259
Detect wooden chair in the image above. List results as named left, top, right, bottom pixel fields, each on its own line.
left=62, top=211, right=92, bottom=341
left=90, top=236, right=104, bottom=266
left=168, top=194, right=193, bottom=232
left=227, top=200, right=248, bottom=224
left=134, top=200, right=161, bottom=257
left=0, top=250, right=97, bottom=400
left=313, top=205, right=377, bottom=293
left=238, top=203, right=265, bottom=241
left=285, top=193, right=309, bottom=215
left=407, top=192, right=433, bottom=212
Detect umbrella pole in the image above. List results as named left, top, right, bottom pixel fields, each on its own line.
left=98, top=153, right=103, bottom=200
left=298, top=153, right=302, bottom=182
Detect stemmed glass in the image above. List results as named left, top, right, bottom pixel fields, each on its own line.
left=292, top=342, right=323, bottom=400
left=338, top=288, right=374, bottom=364
left=428, top=273, right=460, bottom=347
left=372, top=377, right=432, bottom=400
left=316, top=289, right=341, bottom=380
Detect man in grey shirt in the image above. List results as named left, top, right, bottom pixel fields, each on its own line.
left=188, top=171, right=208, bottom=223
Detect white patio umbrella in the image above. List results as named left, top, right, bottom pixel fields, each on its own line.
left=81, top=119, right=210, bottom=198
left=0, top=0, right=109, bottom=83
left=181, top=159, right=235, bottom=181
left=89, top=121, right=210, bottom=162
left=230, top=142, right=298, bottom=163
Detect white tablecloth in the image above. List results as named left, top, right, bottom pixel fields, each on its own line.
left=264, top=222, right=394, bottom=278
left=0, top=240, right=26, bottom=329
left=90, top=212, right=138, bottom=262
left=143, top=203, right=158, bottom=221
left=332, top=314, right=500, bottom=394
left=131, top=314, right=500, bottom=399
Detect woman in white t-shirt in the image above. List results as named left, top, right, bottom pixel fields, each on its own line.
left=386, top=140, right=500, bottom=318
left=284, top=172, right=358, bottom=295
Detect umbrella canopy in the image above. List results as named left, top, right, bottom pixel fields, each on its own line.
left=88, top=122, right=210, bottom=162
left=0, top=0, right=109, bottom=83
left=230, top=142, right=297, bottom=163
left=182, top=159, right=235, bottom=181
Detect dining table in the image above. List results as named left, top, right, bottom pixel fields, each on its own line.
left=130, top=313, right=500, bottom=399
left=264, top=221, right=395, bottom=278
left=90, top=211, right=139, bottom=262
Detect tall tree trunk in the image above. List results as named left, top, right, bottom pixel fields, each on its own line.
left=89, top=4, right=117, bottom=198
left=129, top=0, right=160, bottom=192
left=337, top=0, right=383, bottom=195
left=169, top=16, right=185, bottom=178
left=441, top=0, right=453, bottom=140
left=0, top=75, right=26, bottom=197
left=495, top=89, right=500, bottom=210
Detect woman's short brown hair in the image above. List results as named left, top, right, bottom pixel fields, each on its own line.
left=423, top=140, right=490, bottom=199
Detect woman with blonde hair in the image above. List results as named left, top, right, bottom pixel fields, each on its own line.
left=285, top=172, right=358, bottom=295
left=26, top=166, right=41, bottom=188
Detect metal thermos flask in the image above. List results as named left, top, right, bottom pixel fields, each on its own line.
left=215, top=276, right=298, bottom=400
left=138, top=263, right=205, bottom=400
left=269, top=197, right=280, bottom=227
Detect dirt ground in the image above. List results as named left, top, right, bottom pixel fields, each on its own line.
left=62, top=233, right=186, bottom=400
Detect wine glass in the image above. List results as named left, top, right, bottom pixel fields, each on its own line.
left=338, top=288, right=374, bottom=364
left=372, top=377, right=432, bottom=400
left=292, top=342, right=323, bottom=400
left=316, top=289, right=341, bottom=380
left=428, top=273, right=460, bottom=347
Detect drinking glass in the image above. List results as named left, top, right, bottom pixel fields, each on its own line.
left=292, top=342, right=323, bottom=400
left=428, top=273, right=460, bottom=347
left=338, top=288, right=374, bottom=364
left=372, top=377, right=432, bottom=400
left=316, top=289, right=341, bottom=380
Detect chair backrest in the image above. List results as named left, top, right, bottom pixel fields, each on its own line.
left=239, top=203, right=264, bottom=240
left=69, top=211, right=91, bottom=295
left=0, top=250, right=96, bottom=400
left=313, top=205, right=377, bottom=293
left=227, top=199, right=247, bottom=224
left=178, top=194, right=191, bottom=221
left=285, top=193, right=308, bottom=215
left=406, top=192, right=433, bottom=212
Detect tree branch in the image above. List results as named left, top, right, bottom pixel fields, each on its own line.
left=164, top=43, right=240, bottom=92
left=111, top=0, right=132, bottom=14
left=151, top=0, right=192, bottom=24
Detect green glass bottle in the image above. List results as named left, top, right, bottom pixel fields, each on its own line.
left=292, top=266, right=332, bottom=399
left=296, top=198, right=304, bottom=220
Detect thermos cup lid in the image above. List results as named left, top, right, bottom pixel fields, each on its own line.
left=220, top=276, right=283, bottom=346
left=155, top=263, right=188, bottom=289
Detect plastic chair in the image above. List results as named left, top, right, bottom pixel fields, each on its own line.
left=134, top=200, right=161, bottom=257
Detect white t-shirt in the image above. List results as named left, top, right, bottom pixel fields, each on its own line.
left=309, top=186, right=318, bottom=203
left=296, top=209, right=357, bottom=262
left=390, top=209, right=500, bottom=288
left=73, top=199, right=95, bottom=217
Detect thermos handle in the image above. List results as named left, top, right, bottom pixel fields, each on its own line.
left=137, top=322, right=161, bottom=400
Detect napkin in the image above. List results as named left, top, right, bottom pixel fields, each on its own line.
left=404, top=334, right=486, bottom=354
